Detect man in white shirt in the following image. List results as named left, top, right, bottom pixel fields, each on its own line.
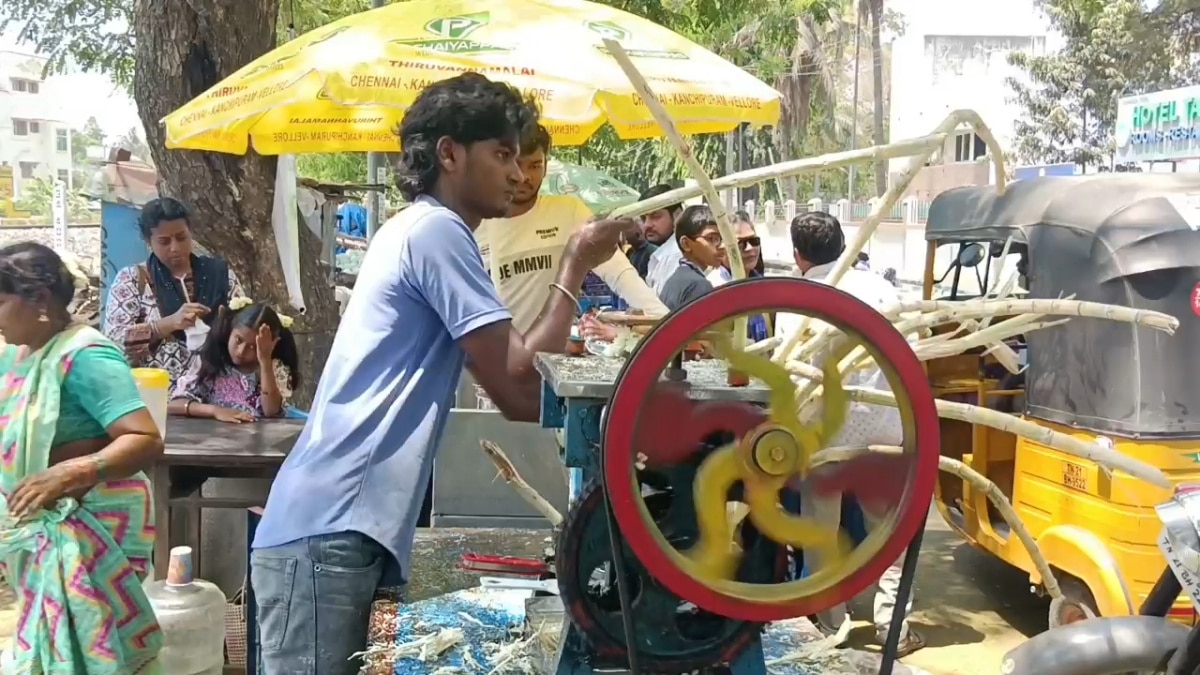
left=774, top=211, right=924, bottom=657
left=640, top=184, right=686, bottom=294
left=475, top=125, right=666, bottom=333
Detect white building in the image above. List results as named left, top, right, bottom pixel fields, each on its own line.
left=0, top=49, right=73, bottom=199
left=887, top=0, right=1057, bottom=199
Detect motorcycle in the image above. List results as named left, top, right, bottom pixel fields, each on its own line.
left=1001, top=486, right=1200, bottom=674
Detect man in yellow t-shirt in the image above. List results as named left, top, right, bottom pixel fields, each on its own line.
left=475, top=124, right=666, bottom=333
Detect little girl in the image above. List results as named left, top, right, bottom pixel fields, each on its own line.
left=169, top=298, right=301, bottom=423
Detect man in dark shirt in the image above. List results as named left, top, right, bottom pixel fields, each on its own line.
left=659, top=205, right=726, bottom=311
left=622, top=218, right=657, bottom=280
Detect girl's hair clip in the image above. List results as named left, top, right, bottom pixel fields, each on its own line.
left=229, top=296, right=252, bottom=311
left=278, top=314, right=294, bottom=329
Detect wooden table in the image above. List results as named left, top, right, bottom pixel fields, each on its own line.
left=151, top=418, right=304, bottom=579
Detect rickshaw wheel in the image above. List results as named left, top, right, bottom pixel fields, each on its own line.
left=1048, top=577, right=1099, bottom=628
left=602, top=277, right=942, bottom=623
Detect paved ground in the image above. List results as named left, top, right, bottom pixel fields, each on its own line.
left=855, top=511, right=1048, bottom=675
left=0, top=511, right=1047, bottom=673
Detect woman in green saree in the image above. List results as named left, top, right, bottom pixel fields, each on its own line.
left=0, top=242, right=165, bottom=673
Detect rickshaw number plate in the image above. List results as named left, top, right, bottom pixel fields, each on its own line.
left=1191, top=282, right=1200, bottom=317
left=1062, top=462, right=1087, bottom=491
left=1159, top=532, right=1200, bottom=612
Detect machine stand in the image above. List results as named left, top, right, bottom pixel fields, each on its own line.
left=552, top=620, right=769, bottom=675
left=665, top=353, right=688, bottom=382
left=876, top=514, right=928, bottom=675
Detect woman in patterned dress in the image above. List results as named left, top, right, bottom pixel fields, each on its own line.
left=103, top=197, right=244, bottom=383
left=0, top=242, right=164, bottom=672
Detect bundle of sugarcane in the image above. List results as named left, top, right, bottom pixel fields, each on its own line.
left=768, top=266, right=1176, bottom=489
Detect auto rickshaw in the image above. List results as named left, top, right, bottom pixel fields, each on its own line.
left=921, top=173, right=1200, bottom=627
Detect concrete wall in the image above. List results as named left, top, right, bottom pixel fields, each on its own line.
left=885, top=0, right=1057, bottom=196
left=0, top=50, right=73, bottom=196
left=743, top=196, right=945, bottom=284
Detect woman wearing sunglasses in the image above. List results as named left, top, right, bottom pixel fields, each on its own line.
left=709, top=211, right=771, bottom=341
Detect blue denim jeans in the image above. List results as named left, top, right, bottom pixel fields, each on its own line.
left=251, top=531, right=388, bottom=675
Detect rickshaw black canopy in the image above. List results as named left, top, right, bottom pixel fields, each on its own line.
left=926, top=174, right=1200, bottom=438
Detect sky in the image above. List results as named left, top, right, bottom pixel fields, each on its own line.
left=1, top=28, right=142, bottom=138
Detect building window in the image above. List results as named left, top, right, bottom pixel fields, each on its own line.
left=29, top=121, right=40, bottom=134
left=18, top=162, right=37, bottom=179
left=57, top=169, right=70, bottom=184
left=12, top=119, right=28, bottom=136
left=56, top=128, right=68, bottom=152
left=9, top=78, right=39, bottom=94
left=953, top=132, right=989, bottom=162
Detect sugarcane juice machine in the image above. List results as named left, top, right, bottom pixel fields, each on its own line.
left=535, top=278, right=942, bottom=675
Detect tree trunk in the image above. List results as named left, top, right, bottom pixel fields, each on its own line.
left=132, top=0, right=337, bottom=407
left=868, top=0, right=887, bottom=196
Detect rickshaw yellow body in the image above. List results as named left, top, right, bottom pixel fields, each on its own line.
left=919, top=174, right=1200, bottom=627
left=929, top=406, right=1196, bottom=622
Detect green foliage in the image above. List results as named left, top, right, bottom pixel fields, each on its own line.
left=1006, top=0, right=1196, bottom=167
left=0, top=0, right=368, bottom=88
left=277, top=0, right=371, bottom=38
left=15, top=179, right=98, bottom=220
left=0, top=0, right=135, bottom=86
left=71, top=116, right=106, bottom=187
left=297, top=153, right=368, bottom=185
left=577, top=0, right=868, bottom=201
left=115, top=127, right=152, bottom=163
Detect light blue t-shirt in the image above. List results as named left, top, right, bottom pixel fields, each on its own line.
left=252, top=196, right=512, bottom=582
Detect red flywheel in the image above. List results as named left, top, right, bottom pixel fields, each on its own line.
left=601, top=277, right=940, bottom=623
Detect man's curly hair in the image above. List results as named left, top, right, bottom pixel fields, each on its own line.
left=394, top=73, right=540, bottom=201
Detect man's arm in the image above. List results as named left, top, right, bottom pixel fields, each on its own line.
left=593, top=253, right=668, bottom=316
left=408, top=211, right=586, bottom=423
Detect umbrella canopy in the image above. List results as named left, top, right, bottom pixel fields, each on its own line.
left=163, top=0, right=781, bottom=155
left=541, top=159, right=639, bottom=213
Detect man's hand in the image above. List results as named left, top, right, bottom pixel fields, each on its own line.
left=580, top=314, right=618, bottom=341
left=565, top=218, right=633, bottom=271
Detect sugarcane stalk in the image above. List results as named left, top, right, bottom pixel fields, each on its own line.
left=480, top=440, right=564, bottom=527
left=746, top=336, right=781, bottom=354
left=811, top=444, right=1062, bottom=601
left=782, top=357, right=1167, bottom=487
left=608, top=134, right=948, bottom=221
left=840, top=387, right=1168, bottom=488
left=883, top=299, right=1178, bottom=334
left=604, top=39, right=748, bottom=345
left=914, top=318, right=1069, bottom=361
left=774, top=109, right=1011, bottom=366
left=785, top=298, right=1177, bottom=406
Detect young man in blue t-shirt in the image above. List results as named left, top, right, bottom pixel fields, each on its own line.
left=249, top=73, right=627, bottom=674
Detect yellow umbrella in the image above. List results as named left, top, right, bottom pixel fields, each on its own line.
left=163, top=0, right=781, bottom=154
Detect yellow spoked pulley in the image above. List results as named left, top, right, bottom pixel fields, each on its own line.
left=601, top=277, right=941, bottom=623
